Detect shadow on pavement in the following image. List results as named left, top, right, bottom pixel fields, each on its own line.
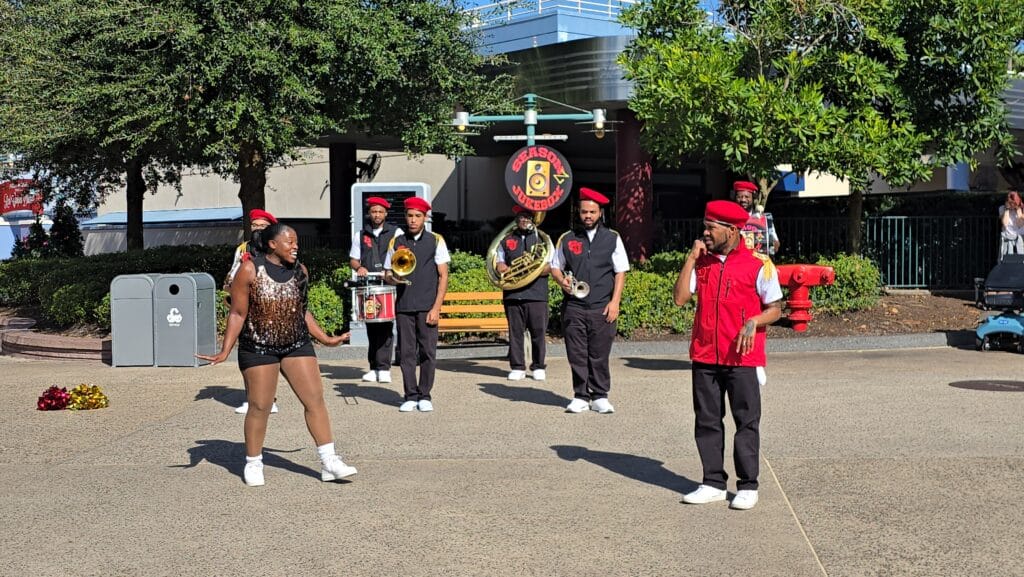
left=621, top=357, right=691, bottom=371
left=442, top=359, right=509, bottom=378
left=319, top=365, right=371, bottom=381
left=332, top=382, right=403, bottom=406
left=943, top=329, right=978, bottom=350
left=173, top=439, right=319, bottom=480
left=194, top=385, right=245, bottom=408
left=478, top=382, right=567, bottom=407
left=551, top=445, right=698, bottom=495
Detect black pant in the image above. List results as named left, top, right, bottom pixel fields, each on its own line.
left=691, top=362, right=761, bottom=491
left=396, top=311, right=438, bottom=401
left=562, top=305, right=616, bottom=400
left=366, top=321, right=394, bottom=371
left=505, top=300, right=548, bottom=371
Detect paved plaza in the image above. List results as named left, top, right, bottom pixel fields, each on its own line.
left=0, top=341, right=1022, bottom=576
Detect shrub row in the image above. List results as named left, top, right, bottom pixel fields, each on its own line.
left=0, top=246, right=880, bottom=335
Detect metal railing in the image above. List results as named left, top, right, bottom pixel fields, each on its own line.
left=657, top=215, right=999, bottom=289
left=466, top=0, right=638, bottom=27
left=316, top=216, right=999, bottom=289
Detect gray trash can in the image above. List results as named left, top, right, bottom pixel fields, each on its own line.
left=110, top=274, right=161, bottom=367
left=153, top=273, right=216, bottom=367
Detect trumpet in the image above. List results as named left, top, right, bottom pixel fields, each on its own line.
left=391, top=247, right=416, bottom=285
left=564, top=272, right=590, bottom=299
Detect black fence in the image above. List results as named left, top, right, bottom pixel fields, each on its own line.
left=313, top=216, right=1000, bottom=289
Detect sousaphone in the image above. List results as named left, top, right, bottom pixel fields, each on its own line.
left=485, top=212, right=554, bottom=290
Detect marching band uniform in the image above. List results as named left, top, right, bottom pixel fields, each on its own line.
left=732, top=180, right=779, bottom=257
left=496, top=206, right=551, bottom=381
left=349, top=197, right=401, bottom=383
left=551, top=188, right=629, bottom=414
left=676, top=200, right=783, bottom=510
left=385, top=197, right=450, bottom=412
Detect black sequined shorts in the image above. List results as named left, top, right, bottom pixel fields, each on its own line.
left=237, top=341, right=316, bottom=370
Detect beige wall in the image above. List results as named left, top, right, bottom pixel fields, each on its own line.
left=82, top=226, right=243, bottom=256
left=98, top=148, right=460, bottom=220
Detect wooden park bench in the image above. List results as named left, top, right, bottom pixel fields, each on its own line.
left=438, top=291, right=508, bottom=335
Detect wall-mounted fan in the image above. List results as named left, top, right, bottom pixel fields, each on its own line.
left=355, top=153, right=381, bottom=182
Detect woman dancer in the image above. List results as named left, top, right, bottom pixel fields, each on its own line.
left=199, top=223, right=356, bottom=487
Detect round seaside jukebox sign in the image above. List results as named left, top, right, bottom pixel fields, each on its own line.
left=503, top=145, right=573, bottom=212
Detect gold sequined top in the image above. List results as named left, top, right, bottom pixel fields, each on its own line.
left=238, top=261, right=310, bottom=355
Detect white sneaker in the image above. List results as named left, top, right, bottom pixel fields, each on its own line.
left=531, top=369, right=546, bottom=381
left=681, top=484, right=727, bottom=504
left=399, top=400, right=418, bottom=412
left=418, top=399, right=434, bottom=412
left=565, top=398, right=590, bottom=413
left=270, top=402, right=279, bottom=414
left=234, top=402, right=249, bottom=414
left=243, top=461, right=265, bottom=487
left=591, top=398, right=615, bottom=414
left=361, top=370, right=378, bottom=383
left=508, top=370, right=527, bottom=381
left=730, top=490, right=759, bottom=510
left=321, top=455, right=358, bottom=481
left=377, top=370, right=392, bottom=383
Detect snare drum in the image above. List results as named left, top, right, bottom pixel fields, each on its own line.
left=354, top=285, right=396, bottom=323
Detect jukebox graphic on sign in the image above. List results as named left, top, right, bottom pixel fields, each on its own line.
left=504, top=145, right=573, bottom=212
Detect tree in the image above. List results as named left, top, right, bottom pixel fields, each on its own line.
left=619, top=0, right=1023, bottom=253
left=48, top=203, right=85, bottom=258
left=0, top=0, right=197, bottom=250
left=174, top=0, right=509, bottom=230
left=2, top=0, right=509, bottom=245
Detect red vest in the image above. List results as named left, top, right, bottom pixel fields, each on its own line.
left=689, top=243, right=767, bottom=366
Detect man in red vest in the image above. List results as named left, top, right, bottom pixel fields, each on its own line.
left=673, top=200, right=783, bottom=510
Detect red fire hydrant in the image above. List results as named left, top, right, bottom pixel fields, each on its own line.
left=775, top=264, right=836, bottom=332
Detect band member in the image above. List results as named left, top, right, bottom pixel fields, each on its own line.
left=225, top=208, right=279, bottom=415
left=673, top=200, right=783, bottom=510
left=732, top=180, right=778, bottom=385
left=731, top=180, right=780, bottom=257
left=198, top=222, right=357, bottom=487
left=384, top=197, right=450, bottom=412
left=496, top=205, right=551, bottom=381
left=550, top=187, right=629, bottom=414
left=349, top=196, right=401, bottom=384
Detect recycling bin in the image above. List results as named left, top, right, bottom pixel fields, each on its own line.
left=110, top=274, right=161, bottom=367
left=153, top=273, right=216, bottom=367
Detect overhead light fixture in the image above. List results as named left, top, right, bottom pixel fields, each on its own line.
left=576, top=108, right=619, bottom=140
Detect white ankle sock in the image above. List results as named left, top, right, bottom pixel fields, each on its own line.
left=245, top=455, right=263, bottom=464
left=316, top=442, right=336, bottom=463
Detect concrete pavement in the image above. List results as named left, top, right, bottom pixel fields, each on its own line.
left=0, top=342, right=1022, bottom=576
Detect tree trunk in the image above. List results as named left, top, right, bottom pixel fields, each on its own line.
left=125, top=157, right=146, bottom=251
left=847, top=186, right=864, bottom=255
left=237, top=144, right=267, bottom=232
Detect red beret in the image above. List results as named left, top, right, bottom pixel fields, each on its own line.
left=732, top=181, right=758, bottom=193
left=579, top=187, right=609, bottom=206
left=366, top=196, right=391, bottom=209
left=249, top=209, right=277, bottom=224
left=512, top=205, right=534, bottom=215
left=404, top=197, right=431, bottom=213
left=705, top=200, right=749, bottom=228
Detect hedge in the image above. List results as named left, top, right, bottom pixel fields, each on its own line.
left=0, top=247, right=880, bottom=335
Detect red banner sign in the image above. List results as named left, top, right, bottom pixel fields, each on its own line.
left=0, top=179, right=42, bottom=215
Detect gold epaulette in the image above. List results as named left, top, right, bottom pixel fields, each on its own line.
left=752, top=251, right=776, bottom=281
